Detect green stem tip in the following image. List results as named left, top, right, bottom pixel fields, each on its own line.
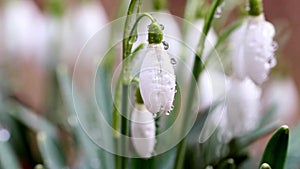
left=249, top=0, right=263, bottom=16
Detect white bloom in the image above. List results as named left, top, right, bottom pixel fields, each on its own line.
left=131, top=104, right=156, bottom=158
left=63, top=1, right=109, bottom=65
left=3, top=0, right=49, bottom=64
left=198, top=70, right=229, bottom=111
left=230, top=14, right=277, bottom=84
left=221, top=77, right=262, bottom=141
left=185, top=19, right=218, bottom=62
left=139, top=44, right=176, bottom=115
left=262, top=78, right=299, bottom=124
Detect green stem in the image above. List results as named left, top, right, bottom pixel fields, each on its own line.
left=204, top=18, right=243, bottom=65
left=119, top=0, right=141, bottom=168
left=173, top=0, right=223, bottom=169
left=249, top=0, right=263, bottom=16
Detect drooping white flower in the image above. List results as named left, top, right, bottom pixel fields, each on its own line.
left=139, top=44, right=176, bottom=116
left=62, top=1, right=109, bottom=65
left=131, top=104, right=156, bottom=158
left=230, top=14, right=277, bottom=85
left=3, top=0, right=49, bottom=64
left=221, top=77, right=262, bottom=141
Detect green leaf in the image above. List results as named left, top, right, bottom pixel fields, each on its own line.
left=260, top=125, right=289, bottom=169
left=57, top=65, right=115, bottom=169
left=8, top=104, right=58, bottom=140
left=37, top=132, right=66, bottom=169
left=0, top=141, right=21, bottom=169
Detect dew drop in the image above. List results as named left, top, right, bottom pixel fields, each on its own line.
left=153, top=113, right=157, bottom=118
left=160, top=24, right=165, bottom=30
left=214, top=2, right=225, bottom=18
left=272, top=41, right=278, bottom=51
left=170, top=58, right=177, bottom=65
left=170, top=105, right=174, bottom=110
left=162, top=41, right=169, bottom=50
left=165, top=112, right=170, bottom=116
left=268, top=57, right=277, bottom=68
left=0, top=129, right=11, bottom=142
left=214, top=7, right=222, bottom=18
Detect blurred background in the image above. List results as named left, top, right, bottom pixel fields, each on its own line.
left=0, top=0, right=299, bottom=168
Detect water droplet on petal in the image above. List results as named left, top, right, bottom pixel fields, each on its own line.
left=272, top=41, right=278, bottom=51
left=268, top=57, right=277, bottom=68
left=165, top=112, right=170, bottom=115
left=153, top=113, right=157, bottom=118
left=170, top=58, right=177, bottom=65
left=160, top=24, right=165, bottom=30
left=162, top=41, right=169, bottom=50
left=0, top=129, right=11, bottom=142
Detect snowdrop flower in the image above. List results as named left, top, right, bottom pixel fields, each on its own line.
left=184, top=19, right=219, bottom=110
left=185, top=19, right=218, bottom=63
left=262, top=78, right=299, bottom=125
left=3, top=0, right=49, bottom=64
left=230, top=14, right=277, bottom=85
left=198, top=70, right=229, bottom=111
left=139, top=22, right=176, bottom=116
left=131, top=104, right=156, bottom=158
left=221, top=77, right=262, bottom=142
left=62, top=1, right=109, bottom=65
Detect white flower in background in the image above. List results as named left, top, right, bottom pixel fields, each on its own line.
left=62, top=1, right=109, bottom=65
left=221, top=77, right=262, bottom=142
left=180, top=19, right=219, bottom=111
left=230, top=14, right=277, bottom=85
left=185, top=19, right=218, bottom=63
left=262, top=78, right=299, bottom=125
left=139, top=44, right=176, bottom=116
left=198, top=70, right=229, bottom=111
left=3, top=0, right=49, bottom=64
left=131, top=104, right=156, bottom=158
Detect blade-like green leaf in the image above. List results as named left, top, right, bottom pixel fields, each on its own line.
left=0, top=141, right=21, bottom=169
left=37, top=132, right=66, bottom=169
left=260, top=125, right=289, bottom=169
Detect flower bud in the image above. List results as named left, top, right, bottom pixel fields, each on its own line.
left=131, top=104, right=156, bottom=158
left=139, top=44, right=176, bottom=116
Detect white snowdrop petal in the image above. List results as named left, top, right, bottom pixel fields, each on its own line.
left=224, top=78, right=261, bottom=140
left=139, top=44, right=176, bottom=115
left=131, top=104, right=156, bottom=158
left=230, top=15, right=276, bottom=84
